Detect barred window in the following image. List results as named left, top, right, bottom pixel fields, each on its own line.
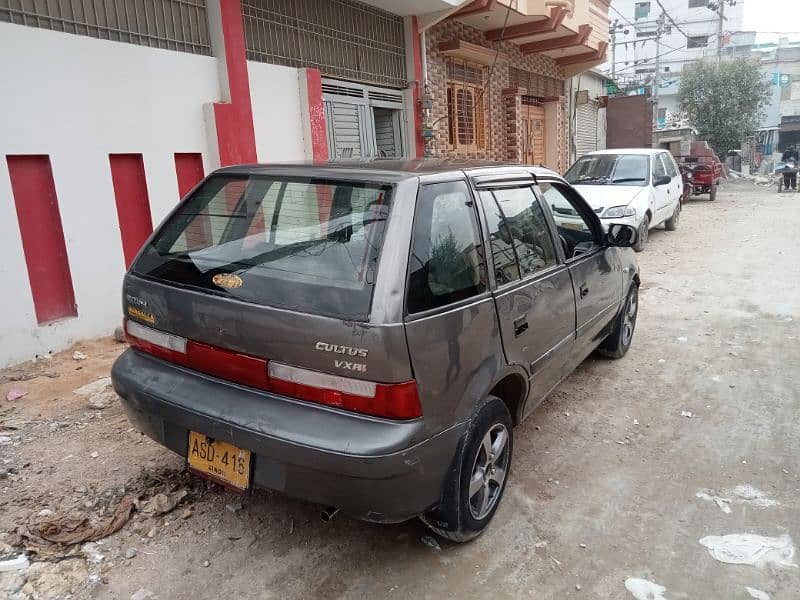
left=446, top=58, right=487, bottom=151
left=508, top=67, right=564, bottom=98
left=0, top=0, right=211, bottom=55
left=242, top=0, right=406, bottom=89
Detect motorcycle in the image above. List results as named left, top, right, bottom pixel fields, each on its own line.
left=678, top=163, right=694, bottom=203
left=776, top=159, right=799, bottom=193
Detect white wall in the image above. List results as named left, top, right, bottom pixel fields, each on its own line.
left=248, top=61, right=306, bottom=162
left=0, top=24, right=310, bottom=367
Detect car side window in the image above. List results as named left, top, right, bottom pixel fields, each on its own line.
left=662, top=154, right=678, bottom=178
left=407, top=181, right=488, bottom=314
left=479, top=187, right=558, bottom=283
left=538, top=181, right=601, bottom=260
left=478, top=191, right=522, bottom=285
left=653, top=154, right=668, bottom=182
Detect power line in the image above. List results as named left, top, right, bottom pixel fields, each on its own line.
left=609, top=3, right=637, bottom=29
left=612, top=45, right=689, bottom=74
left=653, top=0, right=692, bottom=39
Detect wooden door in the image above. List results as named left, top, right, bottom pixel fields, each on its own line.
left=521, top=104, right=546, bottom=166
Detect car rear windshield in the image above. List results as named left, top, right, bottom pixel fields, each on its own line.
left=132, top=174, right=394, bottom=320
left=565, top=154, right=650, bottom=186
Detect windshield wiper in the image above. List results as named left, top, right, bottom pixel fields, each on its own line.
left=611, top=177, right=646, bottom=183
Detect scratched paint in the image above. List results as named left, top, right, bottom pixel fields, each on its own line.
left=699, top=534, right=797, bottom=569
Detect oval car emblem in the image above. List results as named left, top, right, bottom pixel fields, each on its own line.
left=212, top=273, right=243, bottom=289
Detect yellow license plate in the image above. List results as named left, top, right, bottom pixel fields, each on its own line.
left=187, top=431, right=251, bottom=491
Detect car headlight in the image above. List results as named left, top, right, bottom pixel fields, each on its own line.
left=602, top=205, right=636, bottom=219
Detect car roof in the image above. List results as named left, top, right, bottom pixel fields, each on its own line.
left=580, top=148, right=668, bottom=156
left=214, top=159, right=561, bottom=182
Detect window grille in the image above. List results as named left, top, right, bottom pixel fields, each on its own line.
left=446, top=58, right=487, bottom=151
left=242, top=0, right=406, bottom=89
left=687, top=35, right=709, bottom=48
left=508, top=67, right=564, bottom=98
left=0, top=0, right=211, bottom=55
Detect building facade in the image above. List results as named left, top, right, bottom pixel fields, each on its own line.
left=0, top=0, right=608, bottom=367
left=422, top=0, right=610, bottom=170
left=608, top=0, right=744, bottom=82
left=569, top=68, right=609, bottom=162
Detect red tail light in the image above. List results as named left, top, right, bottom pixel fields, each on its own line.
left=268, top=361, right=421, bottom=420
left=125, top=319, right=269, bottom=390
left=124, top=320, right=421, bottom=420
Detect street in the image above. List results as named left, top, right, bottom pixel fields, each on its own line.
left=1, top=179, right=799, bottom=599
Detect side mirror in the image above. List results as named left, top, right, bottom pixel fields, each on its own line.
left=654, top=175, right=671, bottom=186
left=607, top=223, right=638, bottom=248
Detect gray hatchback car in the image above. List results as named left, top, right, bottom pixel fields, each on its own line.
left=112, top=160, right=640, bottom=542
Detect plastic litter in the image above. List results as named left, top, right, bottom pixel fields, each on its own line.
left=72, top=351, right=87, bottom=360
left=681, top=411, right=693, bottom=418
left=699, top=533, right=797, bottom=569
left=624, top=577, right=667, bottom=600
left=745, top=587, right=770, bottom=600
left=0, top=553, right=29, bottom=572
left=5, top=388, right=26, bottom=401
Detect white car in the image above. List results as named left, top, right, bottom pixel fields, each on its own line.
left=560, top=149, right=683, bottom=252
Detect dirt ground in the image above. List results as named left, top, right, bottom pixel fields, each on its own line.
left=1, top=180, right=798, bottom=599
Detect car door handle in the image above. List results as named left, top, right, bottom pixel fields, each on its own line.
left=513, top=315, right=529, bottom=337
left=580, top=284, right=590, bottom=298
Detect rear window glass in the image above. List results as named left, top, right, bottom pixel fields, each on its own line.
left=133, top=174, right=393, bottom=320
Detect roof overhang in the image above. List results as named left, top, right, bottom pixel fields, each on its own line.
left=442, top=0, right=609, bottom=74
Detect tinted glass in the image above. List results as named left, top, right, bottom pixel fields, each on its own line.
left=487, top=187, right=558, bottom=278
left=538, top=182, right=600, bottom=260
left=407, top=181, right=487, bottom=314
left=479, top=191, right=521, bottom=285
left=133, top=175, right=393, bottom=320
left=565, top=154, right=650, bottom=186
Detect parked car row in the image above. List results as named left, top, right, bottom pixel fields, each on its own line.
left=112, top=159, right=642, bottom=543
left=563, top=149, right=685, bottom=252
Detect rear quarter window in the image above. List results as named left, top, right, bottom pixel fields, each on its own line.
left=406, top=181, right=487, bottom=314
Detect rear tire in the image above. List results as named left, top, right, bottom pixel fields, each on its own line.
left=633, top=215, right=649, bottom=252
left=421, top=397, right=513, bottom=543
left=709, top=184, right=718, bottom=201
left=598, top=283, right=639, bottom=359
left=664, top=203, right=680, bottom=231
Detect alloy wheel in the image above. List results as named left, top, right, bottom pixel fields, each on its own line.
left=622, top=286, right=638, bottom=347
left=468, top=423, right=510, bottom=520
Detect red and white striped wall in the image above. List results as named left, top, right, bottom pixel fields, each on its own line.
left=0, top=0, right=386, bottom=366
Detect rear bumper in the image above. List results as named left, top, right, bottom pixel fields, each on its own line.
left=111, top=349, right=465, bottom=523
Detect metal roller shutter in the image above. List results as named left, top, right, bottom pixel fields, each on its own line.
left=575, top=101, right=600, bottom=158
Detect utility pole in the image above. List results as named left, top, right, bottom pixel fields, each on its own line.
left=653, top=12, right=666, bottom=130
left=717, top=0, right=725, bottom=62
left=608, top=20, right=629, bottom=81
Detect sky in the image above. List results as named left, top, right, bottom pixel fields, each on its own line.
left=743, top=0, right=800, bottom=42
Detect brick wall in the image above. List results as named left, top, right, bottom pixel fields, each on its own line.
left=425, top=18, right=568, bottom=170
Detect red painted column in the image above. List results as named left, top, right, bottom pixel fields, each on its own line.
left=109, top=154, right=153, bottom=268
left=7, top=155, right=77, bottom=324
left=174, top=153, right=205, bottom=199
left=411, top=16, right=425, bottom=159
left=305, top=69, right=329, bottom=162
left=213, top=0, right=257, bottom=166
